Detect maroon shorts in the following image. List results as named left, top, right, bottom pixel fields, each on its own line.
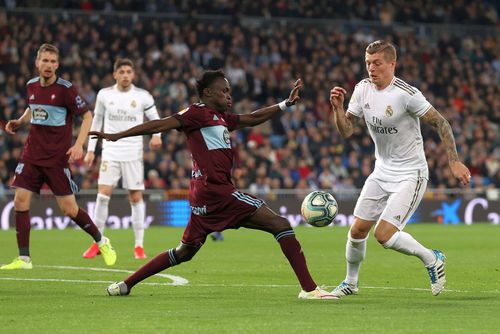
left=11, top=161, right=78, bottom=196
left=181, top=190, right=264, bottom=247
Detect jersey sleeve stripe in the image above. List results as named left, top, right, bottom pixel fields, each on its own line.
left=144, top=104, right=155, bottom=111
left=393, top=82, right=416, bottom=96
left=347, top=110, right=361, bottom=118
left=26, top=77, right=40, bottom=85
left=56, top=77, right=73, bottom=88
left=394, top=79, right=416, bottom=94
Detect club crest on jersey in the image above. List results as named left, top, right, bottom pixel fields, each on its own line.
left=32, top=107, right=49, bottom=121
left=131, top=100, right=137, bottom=108
left=385, top=105, right=394, bottom=117
left=51, top=94, right=56, bottom=100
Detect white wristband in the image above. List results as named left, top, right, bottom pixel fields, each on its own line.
left=278, top=100, right=288, bottom=111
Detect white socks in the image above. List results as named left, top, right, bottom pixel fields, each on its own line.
left=345, top=231, right=368, bottom=286
left=131, top=200, right=145, bottom=248
left=94, top=193, right=110, bottom=234
left=383, top=231, right=436, bottom=266
left=94, top=194, right=146, bottom=248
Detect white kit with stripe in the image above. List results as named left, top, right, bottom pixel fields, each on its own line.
left=87, top=84, right=160, bottom=161
left=347, top=76, right=431, bottom=182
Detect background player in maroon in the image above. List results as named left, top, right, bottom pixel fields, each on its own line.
left=92, top=70, right=337, bottom=299
left=0, top=44, right=117, bottom=270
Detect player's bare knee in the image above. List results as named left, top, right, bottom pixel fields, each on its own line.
left=174, top=244, right=198, bottom=263
left=273, top=216, right=291, bottom=232
left=128, top=191, right=143, bottom=204
left=13, top=197, right=29, bottom=211
left=350, top=225, right=369, bottom=240
left=60, top=203, right=79, bottom=218
left=374, top=221, right=397, bottom=245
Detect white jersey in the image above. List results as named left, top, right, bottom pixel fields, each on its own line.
left=347, top=76, right=431, bottom=181
left=88, top=84, right=160, bottom=161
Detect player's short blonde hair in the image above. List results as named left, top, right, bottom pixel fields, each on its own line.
left=114, top=58, right=134, bottom=72
left=37, top=43, right=60, bottom=59
left=366, top=40, right=397, bottom=62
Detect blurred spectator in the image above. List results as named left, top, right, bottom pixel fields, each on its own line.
left=0, top=6, right=498, bottom=196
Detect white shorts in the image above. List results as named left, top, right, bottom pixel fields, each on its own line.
left=98, top=160, right=145, bottom=190
left=353, top=174, right=427, bottom=230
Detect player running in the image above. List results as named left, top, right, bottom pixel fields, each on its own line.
left=329, top=40, right=471, bottom=296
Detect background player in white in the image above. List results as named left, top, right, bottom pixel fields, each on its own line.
left=330, top=40, right=471, bottom=296
left=83, top=58, right=162, bottom=260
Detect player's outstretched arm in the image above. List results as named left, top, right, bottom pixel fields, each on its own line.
left=237, top=79, right=302, bottom=128
left=5, top=108, right=31, bottom=134
left=330, top=86, right=354, bottom=138
left=421, top=107, right=471, bottom=185
left=89, top=116, right=181, bottom=142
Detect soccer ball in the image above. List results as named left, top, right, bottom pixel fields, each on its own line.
left=301, top=191, right=338, bottom=227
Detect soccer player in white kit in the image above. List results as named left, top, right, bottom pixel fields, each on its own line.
left=83, top=58, right=162, bottom=260
left=330, top=40, right=471, bottom=296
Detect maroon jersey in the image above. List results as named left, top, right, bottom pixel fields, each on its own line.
left=173, top=103, right=240, bottom=204
left=22, top=77, right=88, bottom=167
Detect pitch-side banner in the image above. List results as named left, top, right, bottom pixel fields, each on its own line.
left=0, top=196, right=498, bottom=230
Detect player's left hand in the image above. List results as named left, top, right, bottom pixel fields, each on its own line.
left=149, top=136, right=162, bottom=150
left=67, top=144, right=83, bottom=162
left=285, top=79, right=303, bottom=106
left=450, top=161, right=471, bottom=186
left=89, top=131, right=121, bottom=142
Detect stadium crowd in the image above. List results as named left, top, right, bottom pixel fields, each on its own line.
left=0, top=4, right=499, bottom=198
left=2, top=0, right=498, bottom=26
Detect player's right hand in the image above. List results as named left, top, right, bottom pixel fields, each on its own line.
left=286, top=79, right=303, bottom=106
left=84, top=151, right=95, bottom=167
left=450, top=161, right=471, bottom=186
left=330, top=86, right=347, bottom=112
left=5, top=119, right=22, bottom=135
left=88, top=131, right=120, bottom=142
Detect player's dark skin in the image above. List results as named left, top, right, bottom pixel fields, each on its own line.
left=90, top=77, right=303, bottom=261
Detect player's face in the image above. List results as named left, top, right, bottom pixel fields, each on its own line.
left=113, top=65, right=135, bottom=89
left=365, top=52, right=395, bottom=88
left=35, top=51, right=59, bottom=80
left=206, top=77, right=232, bottom=111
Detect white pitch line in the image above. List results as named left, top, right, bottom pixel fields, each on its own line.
left=36, top=264, right=189, bottom=285
left=0, top=277, right=499, bottom=294
left=0, top=264, right=498, bottom=294
left=0, top=277, right=174, bottom=286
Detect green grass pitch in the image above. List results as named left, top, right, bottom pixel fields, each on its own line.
left=1, top=224, right=499, bottom=333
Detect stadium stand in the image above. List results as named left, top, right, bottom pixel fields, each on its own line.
left=0, top=2, right=498, bottom=198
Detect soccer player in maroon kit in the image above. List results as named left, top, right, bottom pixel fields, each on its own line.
left=92, top=70, right=337, bottom=299
left=0, top=44, right=117, bottom=270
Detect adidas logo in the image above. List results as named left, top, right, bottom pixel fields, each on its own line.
left=213, top=115, right=219, bottom=121
left=29, top=94, right=35, bottom=100
left=364, top=103, right=370, bottom=109
left=393, top=215, right=401, bottom=222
